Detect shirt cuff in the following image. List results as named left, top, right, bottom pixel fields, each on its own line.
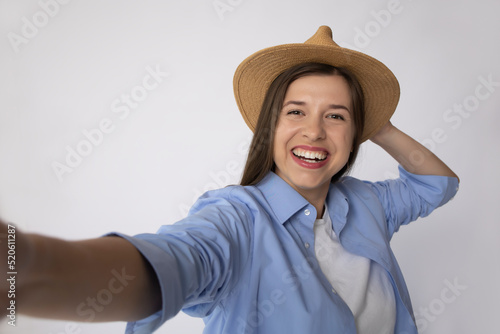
left=398, top=164, right=459, bottom=207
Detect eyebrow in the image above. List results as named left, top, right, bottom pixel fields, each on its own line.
left=283, top=100, right=350, bottom=112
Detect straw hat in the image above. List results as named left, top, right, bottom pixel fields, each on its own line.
left=233, top=25, right=400, bottom=142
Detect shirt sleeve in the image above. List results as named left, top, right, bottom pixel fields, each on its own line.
left=366, top=165, right=459, bottom=236
left=107, top=188, right=254, bottom=334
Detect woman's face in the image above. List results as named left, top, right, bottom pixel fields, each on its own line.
left=273, top=74, right=354, bottom=197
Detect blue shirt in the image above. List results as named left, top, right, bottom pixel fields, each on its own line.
left=112, top=166, right=458, bottom=334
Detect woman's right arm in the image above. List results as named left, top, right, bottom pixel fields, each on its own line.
left=1, top=220, right=162, bottom=322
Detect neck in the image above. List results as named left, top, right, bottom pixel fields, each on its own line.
left=296, top=186, right=328, bottom=219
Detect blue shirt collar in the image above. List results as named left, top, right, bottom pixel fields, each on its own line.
left=255, top=171, right=310, bottom=225
left=326, top=180, right=350, bottom=235
left=255, top=171, right=350, bottom=228
left=256, top=172, right=349, bottom=233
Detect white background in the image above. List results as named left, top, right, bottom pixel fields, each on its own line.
left=1, top=0, right=499, bottom=333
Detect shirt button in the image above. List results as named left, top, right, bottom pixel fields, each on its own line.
left=304, top=209, right=311, bottom=216
left=304, top=242, right=310, bottom=249
left=331, top=288, right=337, bottom=294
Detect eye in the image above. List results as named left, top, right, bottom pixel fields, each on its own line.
left=286, top=110, right=304, bottom=116
left=327, top=114, right=345, bottom=121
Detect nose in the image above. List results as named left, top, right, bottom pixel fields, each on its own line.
left=302, top=116, right=326, bottom=141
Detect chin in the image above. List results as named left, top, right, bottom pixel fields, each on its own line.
left=293, top=175, right=331, bottom=191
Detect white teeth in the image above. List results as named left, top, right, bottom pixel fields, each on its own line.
left=292, top=148, right=327, bottom=161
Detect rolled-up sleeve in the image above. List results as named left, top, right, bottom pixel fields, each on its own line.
left=107, top=188, right=254, bottom=334
left=367, top=165, right=459, bottom=235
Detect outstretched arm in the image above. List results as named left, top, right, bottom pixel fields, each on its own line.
left=1, top=220, right=161, bottom=322
left=370, top=122, right=459, bottom=181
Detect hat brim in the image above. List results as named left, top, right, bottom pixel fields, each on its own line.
left=233, top=43, right=400, bottom=142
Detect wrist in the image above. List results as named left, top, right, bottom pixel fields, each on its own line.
left=370, top=122, right=398, bottom=146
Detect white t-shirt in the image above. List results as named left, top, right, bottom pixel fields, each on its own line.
left=314, top=206, right=396, bottom=333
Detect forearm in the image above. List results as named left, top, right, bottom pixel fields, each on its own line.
left=15, top=231, right=161, bottom=322
left=371, top=123, right=459, bottom=181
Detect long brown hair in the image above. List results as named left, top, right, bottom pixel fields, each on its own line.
left=240, top=62, right=365, bottom=186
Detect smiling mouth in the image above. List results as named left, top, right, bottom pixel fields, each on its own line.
left=292, top=148, right=328, bottom=163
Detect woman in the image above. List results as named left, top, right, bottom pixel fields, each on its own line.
left=1, top=26, right=458, bottom=333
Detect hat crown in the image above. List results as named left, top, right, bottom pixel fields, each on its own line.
left=305, top=25, right=339, bottom=47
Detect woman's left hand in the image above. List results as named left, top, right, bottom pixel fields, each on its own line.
left=369, top=121, right=395, bottom=145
